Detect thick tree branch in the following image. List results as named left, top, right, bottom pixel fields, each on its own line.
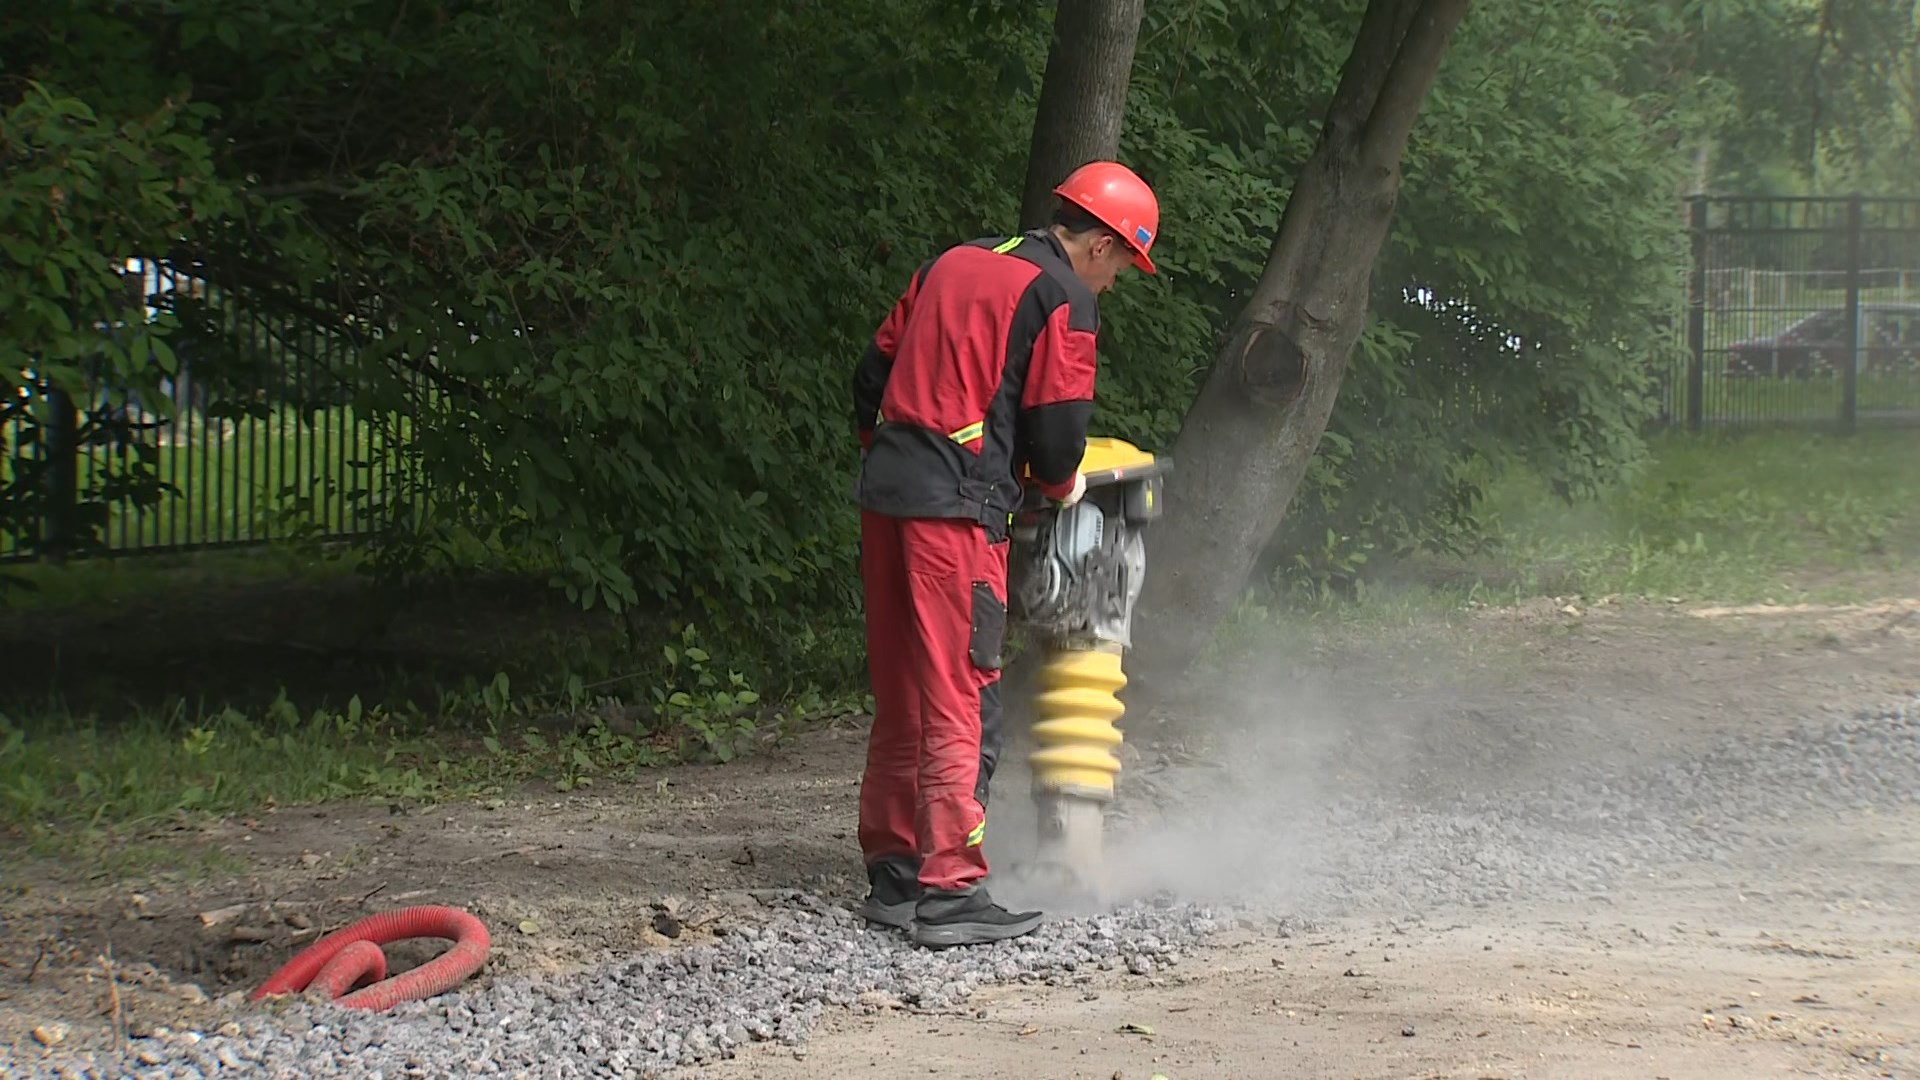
left=1360, top=0, right=1471, bottom=168
left=1326, top=0, right=1425, bottom=134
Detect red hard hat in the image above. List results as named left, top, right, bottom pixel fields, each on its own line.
left=1053, top=161, right=1160, bottom=274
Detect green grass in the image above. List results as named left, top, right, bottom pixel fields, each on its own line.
left=1477, top=427, right=1918, bottom=604
left=1211, top=427, right=1918, bottom=663
left=0, top=622, right=857, bottom=867
left=0, top=694, right=479, bottom=846
left=0, top=676, right=594, bottom=855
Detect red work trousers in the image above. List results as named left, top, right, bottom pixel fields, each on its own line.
left=856, top=509, right=1008, bottom=893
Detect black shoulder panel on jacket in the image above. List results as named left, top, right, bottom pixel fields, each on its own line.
left=1007, top=230, right=1099, bottom=335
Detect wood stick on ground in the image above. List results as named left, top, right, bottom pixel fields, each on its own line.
left=100, top=937, right=126, bottom=1053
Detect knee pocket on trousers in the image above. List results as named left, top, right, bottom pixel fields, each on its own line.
left=968, top=581, right=1006, bottom=671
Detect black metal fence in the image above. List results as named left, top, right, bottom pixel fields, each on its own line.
left=2, top=261, right=415, bottom=564
left=1667, top=195, right=1920, bottom=431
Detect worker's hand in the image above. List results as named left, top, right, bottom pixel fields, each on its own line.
left=1055, top=470, right=1087, bottom=508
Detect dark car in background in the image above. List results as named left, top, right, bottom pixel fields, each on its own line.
left=1725, top=303, right=1920, bottom=378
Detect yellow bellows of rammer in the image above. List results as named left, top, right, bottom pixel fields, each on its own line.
left=1027, top=646, right=1126, bottom=799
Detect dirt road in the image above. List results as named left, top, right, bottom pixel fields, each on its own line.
left=3, top=592, right=1917, bottom=1077
left=720, top=817, right=1920, bottom=1079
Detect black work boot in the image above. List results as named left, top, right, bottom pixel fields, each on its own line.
left=911, top=885, right=1043, bottom=949
left=857, top=856, right=921, bottom=929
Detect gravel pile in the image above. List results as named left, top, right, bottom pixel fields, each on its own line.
left=6, top=693, right=1915, bottom=1079
left=0, top=897, right=1234, bottom=1079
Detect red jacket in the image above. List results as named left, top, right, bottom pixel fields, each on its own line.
left=852, top=229, right=1098, bottom=538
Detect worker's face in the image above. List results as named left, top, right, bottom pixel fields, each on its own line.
left=1077, top=234, right=1136, bottom=294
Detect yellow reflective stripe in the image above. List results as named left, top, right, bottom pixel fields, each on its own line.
left=991, top=236, right=1023, bottom=254
left=871, top=414, right=983, bottom=443
left=966, top=818, right=986, bottom=847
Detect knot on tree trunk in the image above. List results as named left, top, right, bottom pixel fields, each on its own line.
left=1228, top=320, right=1309, bottom=407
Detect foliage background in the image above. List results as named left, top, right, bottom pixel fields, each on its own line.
left=4, top=0, right=1914, bottom=685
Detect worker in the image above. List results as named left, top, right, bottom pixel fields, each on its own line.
left=848, top=161, right=1161, bottom=948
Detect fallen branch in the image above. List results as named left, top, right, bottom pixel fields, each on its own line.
left=199, top=903, right=251, bottom=928
left=99, top=939, right=126, bottom=1054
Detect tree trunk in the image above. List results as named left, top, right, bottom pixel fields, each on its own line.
left=993, top=0, right=1149, bottom=773
left=1017, top=0, right=1149, bottom=230
left=1125, top=0, right=1472, bottom=710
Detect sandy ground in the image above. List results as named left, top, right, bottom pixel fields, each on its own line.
left=3, top=589, right=1917, bottom=1077
left=718, top=823, right=1920, bottom=1080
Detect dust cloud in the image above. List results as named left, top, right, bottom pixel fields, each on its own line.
left=983, top=638, right=1478, bottom=917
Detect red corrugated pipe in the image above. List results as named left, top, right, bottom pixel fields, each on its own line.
left=309, top=939, right=388, bottom=1000
left=250, top=905, right=490, bottom=1010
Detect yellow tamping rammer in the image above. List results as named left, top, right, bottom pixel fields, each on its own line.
left=1005, top=436, right=1169, bottom=904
